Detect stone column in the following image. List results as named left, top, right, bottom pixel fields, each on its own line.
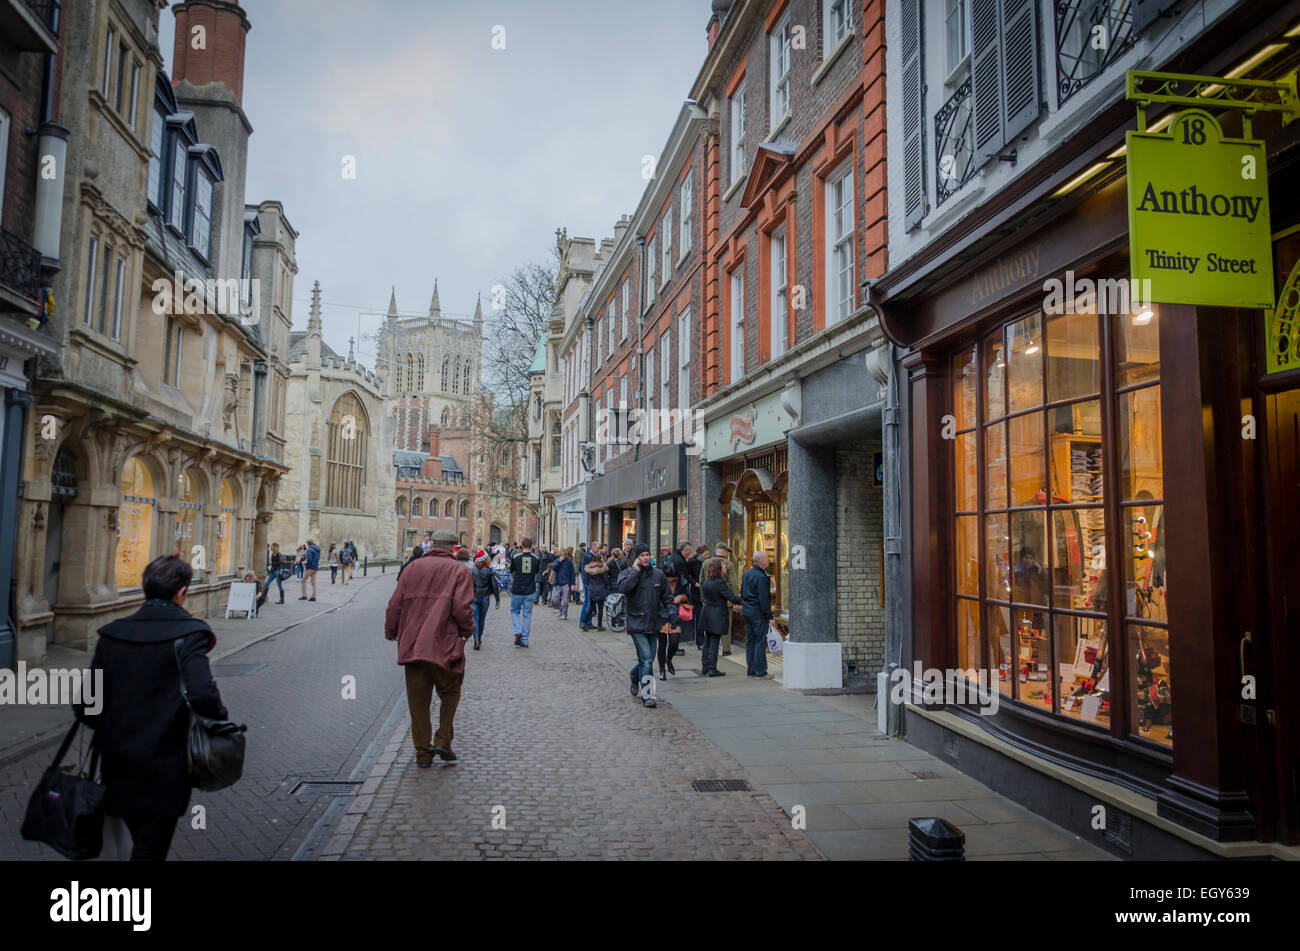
left=700, top=461, right=722, bottom=549
left=0, top=389, right=32, bottom=670
left=784, top=436, right=841, bottom=688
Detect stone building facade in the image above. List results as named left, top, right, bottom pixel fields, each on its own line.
left=270, top=282, right=396, bottom=561
left=15, top=0, right=290, bottom=663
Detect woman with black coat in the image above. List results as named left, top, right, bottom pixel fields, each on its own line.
left=657, top=565, right=692, bottom=679
left=471, top=552, right=501, bottom=650
left=77, top=555, right=229, bottom=861
left=582, top=553, right=610, bottom=631
left=699, top=557, right=742, bottom=677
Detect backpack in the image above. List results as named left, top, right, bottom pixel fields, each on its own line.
left=339, top=549, right=352, bottom=565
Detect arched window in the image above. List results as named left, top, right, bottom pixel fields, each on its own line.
left=418, top=354, right=425, bottom=390
left=453, top=357, right=461, bottom=393
left=176, top=469, right=202, bottom=562
left=441, top=355, right=450, bottom=391
left=411, top=496, right=423, bottom=517
left=444, top=499, right=455, bottom=518
left=428, top=497, right=439, bottom=518
left=396, top=496, right=407, bottom=517
left=441, top=407, right=450, bottom=427
left=325, top=392, right=369, bottom=510
left=463, top=360, right=473, bottom=395
left=459, top=499, right=469, bottom=519
left=405, top=353, right=413, bottom=392
left=116, top=457, right=155, bottom=589
left=215, top=479, right=237, bottom=575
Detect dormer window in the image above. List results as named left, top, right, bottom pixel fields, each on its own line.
left=169, top=137, right=186, bottom=230
left=190, top=168, right=213, bottom=260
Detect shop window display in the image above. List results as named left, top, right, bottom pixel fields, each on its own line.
left=115, top=457, right=155, bottom=590
left=949, top=290, right=1168, bottom=745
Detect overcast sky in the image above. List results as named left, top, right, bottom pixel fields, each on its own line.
left=161, top=0, right=710, bottom=372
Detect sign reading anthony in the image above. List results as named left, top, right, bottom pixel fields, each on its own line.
left=1127, top=110, right=1273, bottom=308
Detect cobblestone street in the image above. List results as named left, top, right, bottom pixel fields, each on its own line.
left=313, top=596, right=822, bottom=861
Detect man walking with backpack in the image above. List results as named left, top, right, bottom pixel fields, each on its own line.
left=339, top=541, right=355, bottom=585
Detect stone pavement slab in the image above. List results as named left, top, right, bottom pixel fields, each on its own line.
left=580, top=622, right=1113, bottom=862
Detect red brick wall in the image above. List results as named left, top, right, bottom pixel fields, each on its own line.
left=0, top=34, right=48, bottom=241
left=171, top=1, right=249, bottom=102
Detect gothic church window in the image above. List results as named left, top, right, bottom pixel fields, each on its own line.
left=418, top=354, right=425, bottom=390
left=406, top=353, right=413, bottom=392
left=454, top=357, right=461, bottom=393
left=441, top=355, right=450, bottom=391
left=325, top=392, right=368, bottom=509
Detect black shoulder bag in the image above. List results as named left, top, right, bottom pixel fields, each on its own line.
left=174, top=639, right=248, bottom=792
left=20, top=720, right=106, bottom=860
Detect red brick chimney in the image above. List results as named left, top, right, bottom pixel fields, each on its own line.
left=428, top=429, right=441, bottom=458
left=171, top=1, right=252, bottom=103
left=707, top=15, right=720, bottom=49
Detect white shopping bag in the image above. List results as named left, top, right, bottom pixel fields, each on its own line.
left=766, top=622, right=784, bottom=657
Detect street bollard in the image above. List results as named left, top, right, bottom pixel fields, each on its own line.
left=908, top=817, right=965, bottom=861
left=363, top=556, right=368, bottom=577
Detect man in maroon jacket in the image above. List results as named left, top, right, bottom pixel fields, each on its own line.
left=385, top=529, right=475, bottom=766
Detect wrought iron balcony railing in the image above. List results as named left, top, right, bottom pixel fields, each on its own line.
left=934, top=75, right=976, bottom=209
left=0, top=227, right=41, bottom=304
left=1055, top=0, right=1134, bottom=107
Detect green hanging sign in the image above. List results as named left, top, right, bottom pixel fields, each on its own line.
left=1126, top=109, right=1273, bottom=308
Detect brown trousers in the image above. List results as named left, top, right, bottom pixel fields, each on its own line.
left=404, top=661, right=463, bottom=759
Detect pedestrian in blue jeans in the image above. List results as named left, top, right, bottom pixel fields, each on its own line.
left=740, top=550, right=774, bottom=678
left=470, top=553, right=501, bottom=650
left=508, top=538, right=541, bottom=646
left=612, top=544, right=675, bottom=709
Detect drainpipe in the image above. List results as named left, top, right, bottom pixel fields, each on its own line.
left=251, top=360, right=267, bottom=456
left=635, top=235, right=646, bottom=463
left=882, top=342, right=904, bottom=736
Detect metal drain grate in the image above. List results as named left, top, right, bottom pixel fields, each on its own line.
left=289, top=781, right=362, bottom=797
left=212, top=663, right=269, bottom=677
left=1101, top=809, right=1134, bottom=854
left=943, top=730, right=958, bottom=761
left=692, top=779, right=751, bottom=792
left=908, top=769, right=943, bottom=779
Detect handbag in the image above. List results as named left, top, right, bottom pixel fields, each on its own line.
left=676, top=603, right=694, bottom=621
left=20, top=720, right=106, bottom=860
left=174, top=640, right=248, bottom=792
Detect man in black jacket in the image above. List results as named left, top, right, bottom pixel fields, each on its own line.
left=612, top=543, right=675, bottom=708
left=741, top=550, right=775, bottom=678
left=78, top=555, right=228, bottom=861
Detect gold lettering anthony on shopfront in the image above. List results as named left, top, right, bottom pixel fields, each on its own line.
left=969, top=246, right=1042, bottom=307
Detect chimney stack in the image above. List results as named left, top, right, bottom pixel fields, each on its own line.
left=171, top=1, right=252, bottom=103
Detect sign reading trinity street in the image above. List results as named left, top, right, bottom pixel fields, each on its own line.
left=1127, top=110, right=1273, bottom=308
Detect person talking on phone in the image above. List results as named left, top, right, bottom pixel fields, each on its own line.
left=612, top=544, right=675, bottom=709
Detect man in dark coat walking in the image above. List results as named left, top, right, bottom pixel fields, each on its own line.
left=612, top=543, right=675, bottom=708
left=78, top=554, right=228, bottom=861
left=385, top=529, right=475, bottom=765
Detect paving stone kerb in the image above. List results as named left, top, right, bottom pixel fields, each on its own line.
left=315, top=602, right=823, bottom=861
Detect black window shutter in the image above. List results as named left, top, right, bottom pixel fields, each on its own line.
left=969, top=0, right=1002, bottom=168
left=999, top=0, right=1040, bottom=143
left=901, top=0, right=925, bottom=230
